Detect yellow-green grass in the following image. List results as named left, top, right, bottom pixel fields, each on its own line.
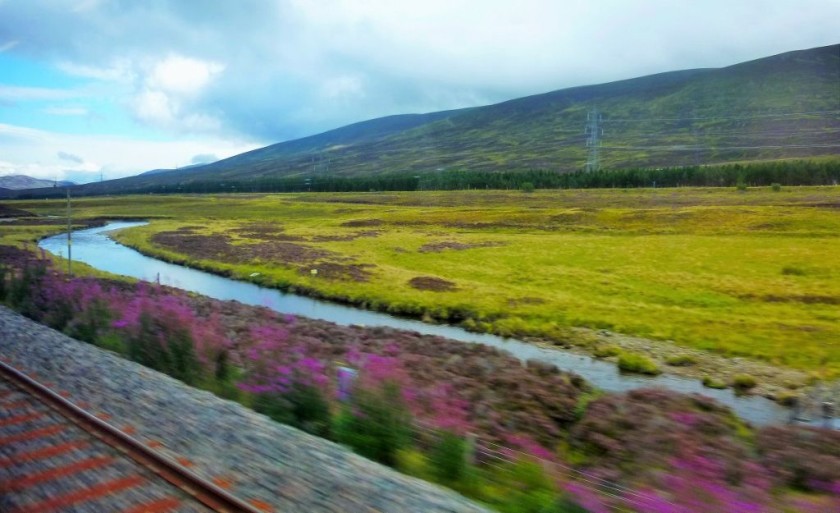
left=0, top=222, right=136, bottom=281
left=4, top=186, right=839, bottom=377
left=0, top=224, right=67, bottom=247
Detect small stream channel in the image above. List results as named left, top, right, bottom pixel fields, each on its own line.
left=39, top=221, right=827, bottom=427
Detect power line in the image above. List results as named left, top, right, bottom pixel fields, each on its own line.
left=610, top=127, right=840, bottom=137
left=584, top=108, right=602, bottom=172
left=601, top=110, right=840, bottom=123
left=600, top=143, right=840, bottom=151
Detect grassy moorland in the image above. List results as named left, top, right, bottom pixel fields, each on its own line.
left=3, top=245, right=839, bottom=512
left=6, top=186, right=840, bottom=381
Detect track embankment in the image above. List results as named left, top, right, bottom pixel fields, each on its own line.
left=0, top=306, right=489, bottom=513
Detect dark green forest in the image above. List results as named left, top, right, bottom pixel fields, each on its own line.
left=88, top=159, right=840, bottom=194
left=12, top=159, right=839, bottom=198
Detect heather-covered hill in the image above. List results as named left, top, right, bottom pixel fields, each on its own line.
left=20, top=44, right=839, bottom=197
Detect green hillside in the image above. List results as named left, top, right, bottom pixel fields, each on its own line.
left=67, top=44, right=840, bottom=193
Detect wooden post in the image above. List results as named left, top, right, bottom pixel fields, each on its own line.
left=823, top=401, right=835, bottom=429
left=66, top=188, right=72, bottom=277
left=789, top=396, right=800, bottom=424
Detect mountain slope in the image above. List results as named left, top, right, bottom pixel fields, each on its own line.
left=0, top=175, right=73, bottom=190
left=69, top=44, right=840, bottom=193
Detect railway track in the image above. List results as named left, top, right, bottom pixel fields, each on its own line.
left=0, top=359, right=265, bottom=513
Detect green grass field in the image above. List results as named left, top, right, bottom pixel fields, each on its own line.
left=5, top=186, right=839, bottom=378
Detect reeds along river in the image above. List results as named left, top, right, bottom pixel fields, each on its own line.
left=39, top=221, right=832, bottom=428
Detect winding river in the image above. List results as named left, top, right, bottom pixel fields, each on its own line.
left=39, top=221, right=827, bottom=427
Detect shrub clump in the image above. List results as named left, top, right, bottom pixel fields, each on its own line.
left=570, top=388, right=751, bottom=478
left=702, top=375, right=728, bottom=389
left=774, top=390, right=800, bottom=406
left=592, top=344, right=620, bottom=358
left=408, top=276, right=458, bottom=292
left=756, top=425, right=840, bottom=491
left=334, top=383, right=412, bottom=466
left=666, top=354, right=697, bottom=366
left=617, top=352, right=661, bottom=375
left=251, top=383, right=331, bottom=438
left=430, top=431, right=469, bottom=482
left=482, top=457, right=560, bottom=513
left=731, top=373, right=758, bottom=391
left=781, top=265, right=807, bottom=276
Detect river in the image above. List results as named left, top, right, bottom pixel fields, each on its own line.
left=39, top=221, right=828, bottom=427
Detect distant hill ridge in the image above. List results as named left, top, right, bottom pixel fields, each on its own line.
left=20, top=44, right=840, bottom=195
left=0, top=175, right=74, bottom=190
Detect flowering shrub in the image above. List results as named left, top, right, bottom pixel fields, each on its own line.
left=334, top=382, right=412, bottom=466
left=570, top=388, right=754, bottom=486
left=252, top=383, right=332, bottom=437
left=484, top=457, right=560, bottom=513
left=236, top=323, right=332, bottom=436
left=118, top=302, right=200, bottom=384
left=638, top=451, right=774, bottom=513
left=430, top=430, right=469, bottom=482
left=4, top=245, right=839, bottom=512
left=563, top=482, right=612, bottom=513
left=756, top=425, right=840, bottom=492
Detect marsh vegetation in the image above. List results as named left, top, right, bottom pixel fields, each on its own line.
left=11, top=186, right=838, bottom=385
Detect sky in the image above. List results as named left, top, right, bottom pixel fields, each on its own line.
left=0, top=1, right=838, bottom=183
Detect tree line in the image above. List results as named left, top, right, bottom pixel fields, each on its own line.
left=12, top=159, right=840, bottom=199
left=153, top=159, right=840, bottom=193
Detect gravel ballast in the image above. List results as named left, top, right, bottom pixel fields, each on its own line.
left=0, top=306, right=489, bottom=513
left=0, top=378, right=212, bottom=513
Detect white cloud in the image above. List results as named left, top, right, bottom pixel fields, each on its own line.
left=0, top=85, right=79, bottom=102
left=0, top=123, right=50, bottom=142
left=128, top=54, right=225, bottom=133
left=0, top=122, right=258, bottom=182
left=147, top=55, right=225, bottom=94
left=287, top=0, right=840, bottom=93
left=58, top=59, right=134, bottom=83
left=0, top=158, right=99, bottom=181
left=0, top=0, right=838, bottom=155
left=72, top=0, right=104, bottom=13
left=43, top=105, right=89, bottom=116
left=57, top=151, right=83, bottom=164
left=0, top=40, right=18, bottom=53
left=132, top=89, right=173, bottom=125
left=130, top=89, right=222, bottom=133
left=190, top=153, right=218, bottom=165
left=320, top=74, right=365, bottom=101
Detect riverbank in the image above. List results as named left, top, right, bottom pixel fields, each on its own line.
left=110, top=222, right=817, bottom=402
left=533, top=328, right=813, bottom=403
left=36, top=221, right=823, bottom=424
left=9, top=189, right=840, bottom=383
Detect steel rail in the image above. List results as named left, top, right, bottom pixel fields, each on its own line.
left=0, top=359, right=264, bottom=513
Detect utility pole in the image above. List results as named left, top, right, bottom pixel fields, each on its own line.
left=66, top=187, right=72, bottom=277
left=584, top=108, right=602, bottom=172
left=691, top=108, right=701, bottom=168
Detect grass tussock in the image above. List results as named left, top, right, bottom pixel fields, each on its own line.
left=617, top=352, right=662, bottom=375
